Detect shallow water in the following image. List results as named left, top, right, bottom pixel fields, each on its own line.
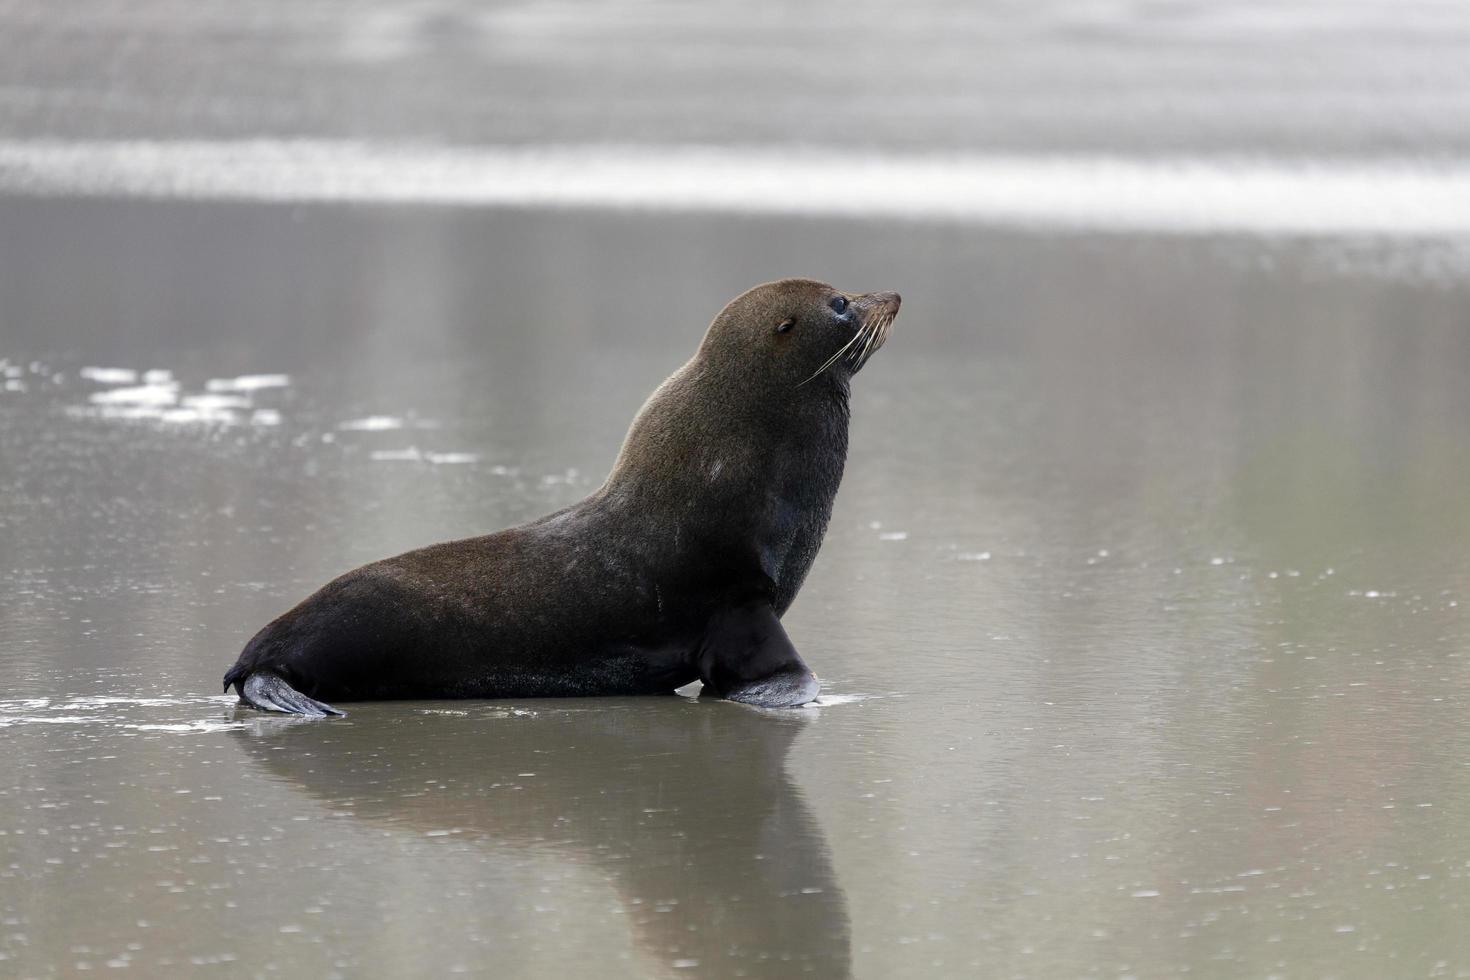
left=6, top=0, right=1470, bottom=974
left=3, top=196, right=1470, bottom=977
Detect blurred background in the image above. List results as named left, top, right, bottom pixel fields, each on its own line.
left=3, top=1, right=1470, bottom=978
left=4, top=0, right=1470, bottom=154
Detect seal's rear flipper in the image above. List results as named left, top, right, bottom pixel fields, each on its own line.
left=699, top=602, right=820, bottom=708
left=233, top=672, right=345, bottom=718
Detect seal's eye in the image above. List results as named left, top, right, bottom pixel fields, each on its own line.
left=775, top=318, right=796, bottom=334
left=830, top=296, right=849, bottom=314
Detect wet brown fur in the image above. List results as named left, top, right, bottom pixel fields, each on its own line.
left=223, top=278, right=900, bottom=713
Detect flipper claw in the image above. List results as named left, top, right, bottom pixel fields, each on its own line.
left=240, top=673, right=344, bottom=718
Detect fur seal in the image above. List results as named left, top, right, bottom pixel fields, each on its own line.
left=223, top=278, right=899, bottom=716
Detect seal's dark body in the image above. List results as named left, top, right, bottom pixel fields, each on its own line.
left=225, top=379, right=846, bottom=702
left=224, top=280, right=897, bottom=713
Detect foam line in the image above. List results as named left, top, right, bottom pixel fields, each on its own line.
left=2, top=140, right=1470, bottom=236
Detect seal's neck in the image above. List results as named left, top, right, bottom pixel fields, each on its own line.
left=598, top=358, right=850, bottom=561
left=606, top=357, right=846, bottom=478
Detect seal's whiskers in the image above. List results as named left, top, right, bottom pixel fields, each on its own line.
left=797, top=325, right=866, bottom=387
left=850, top=311, right=891, bottom=373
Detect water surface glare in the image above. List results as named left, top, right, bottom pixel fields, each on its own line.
left=3, top=199, right=1470, bottom=977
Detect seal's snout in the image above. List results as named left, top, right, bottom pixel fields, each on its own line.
left=866, top=291, right=901, bottom=314
left=832, top=288, right=899, bottom=379
left=855, top=291, right=900, bottom=319
left=792, top=281, right=901, bottom=387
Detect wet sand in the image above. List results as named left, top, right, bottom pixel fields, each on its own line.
left=3, top=196, right=1470, bottom=976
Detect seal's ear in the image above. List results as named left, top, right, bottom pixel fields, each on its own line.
left=775, top=318, right=796, bottom=334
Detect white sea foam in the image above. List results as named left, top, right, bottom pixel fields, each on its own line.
left=181, top=393, right=251, bottom=411
left=80, top=401, right=239, bottom=425
left=0, top=715, right=94, bottom=727
left=370, top=447, right=423, bottom=461
left=126, top=720, right=247, bottom=733
left=205, top=374, right=290, bottom=392
left=0, top=694, right=241, bottom=732
left=367, top=447, right=477, bottom=464
left=88, top=382, right=179, bottom=407
left=61, top=696, right=230, bottom=708
left=69, top=367, right=290, bottom=427
left=340, top=415, right=405, bottom=431
left=2, top=140, right=1470, bottom=237
left=160, top=406, right=239, bottom=425
left=79, top=366, right=138, bottom=384
left=807, top=693, right=880, bottom=708
left=79, top=404, right=164, bottom=421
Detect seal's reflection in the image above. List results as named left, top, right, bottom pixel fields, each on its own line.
left=229, top=698, right=850, bottom=978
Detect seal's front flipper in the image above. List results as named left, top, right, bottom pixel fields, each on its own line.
left=699, top=601, right=820, bottom=708
left=231, top=671, right=345, bottom=718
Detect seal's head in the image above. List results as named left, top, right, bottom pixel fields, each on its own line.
left=605, top=277, right=900, bottom=608
left=697, top=278, right=901, bottom=391
left=607, top=277, right=900, bottom=507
